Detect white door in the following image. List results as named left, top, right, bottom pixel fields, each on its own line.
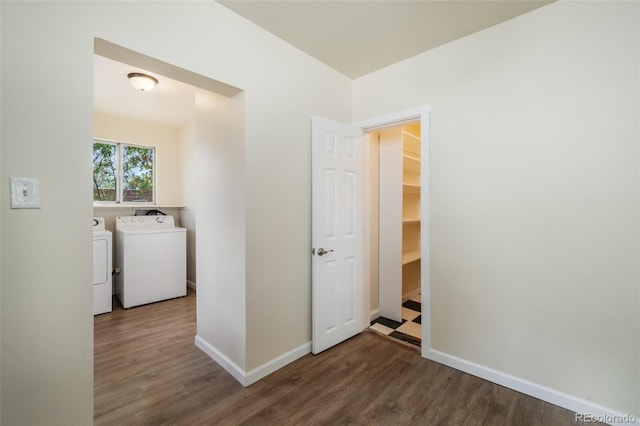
left=312, top=116, right=364, bottom=354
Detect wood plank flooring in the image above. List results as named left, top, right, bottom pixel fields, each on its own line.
left=95, top=290, right=587, bottom=425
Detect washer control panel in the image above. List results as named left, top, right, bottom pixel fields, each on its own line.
left=116, top=215, right=176, bottom=230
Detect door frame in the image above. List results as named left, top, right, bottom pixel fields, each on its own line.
left=353, top=105, right=431, bottom=357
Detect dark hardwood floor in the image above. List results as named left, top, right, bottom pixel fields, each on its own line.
left=95, top=289, right=586, bottom=425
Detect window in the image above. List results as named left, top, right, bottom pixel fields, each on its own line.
left=93, top=142, right=117, bottom=202
left=93, top=140, right=155, bottom=203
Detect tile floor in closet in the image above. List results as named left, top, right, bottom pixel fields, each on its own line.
left=369, top=294, right=421, bottom=347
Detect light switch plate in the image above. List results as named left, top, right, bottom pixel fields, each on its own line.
left=10, top=177, right=40, bottom=209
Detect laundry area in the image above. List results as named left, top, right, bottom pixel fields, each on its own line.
left=88, top=38, right=245, bottom=393
left=91, top=52, right=202, bottom=313
left=92, top=211, right=186, bottom=313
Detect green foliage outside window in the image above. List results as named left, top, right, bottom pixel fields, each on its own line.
left=122, top=145, right=154, bottom=202
left=93, top=142, right=117, bottom=202
left=93, top=141, right=154, bottom=203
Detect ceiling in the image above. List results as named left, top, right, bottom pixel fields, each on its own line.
left=217, top=0, right=552, bottom=79
left=94, top=54, right=196, bottom=127
left=93, top=0, right=552, bottom=127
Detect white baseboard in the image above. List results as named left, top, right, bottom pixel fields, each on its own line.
left=370, top=308, right=380, bottom=322
left=425, top=349, right=638, bottom=426
left=195, top=335, right=311, bottom=387
left=195, top=335, right=246, bottom=385
left=187, top=280, right=196, bottom=290
left=245, top=341, right=311, bottom=386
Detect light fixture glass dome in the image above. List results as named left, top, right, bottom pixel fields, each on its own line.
left=127, top=73, right=158, bottom=92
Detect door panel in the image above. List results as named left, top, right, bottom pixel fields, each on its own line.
left=312, top=116, right=364, bottom=354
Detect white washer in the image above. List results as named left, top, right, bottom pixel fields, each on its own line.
left=93, top=217, right=113, bottom=315
left=115, top=215, right=186, bottom=308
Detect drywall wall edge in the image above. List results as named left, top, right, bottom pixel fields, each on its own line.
left=195, top=335, right=310, bottom=387
left=195, top=335, right=246, bottom=386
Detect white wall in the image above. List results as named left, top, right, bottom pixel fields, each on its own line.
left=637, top=2, right=640, bottom=414
left=194, top=89, right=247, bottom=369
left=93, top=112, right=183, bottom=206
left=179, top=121, right=197, bottom=286
left=238, top=38, right=352, bottom=371
left=369, top=134, right=380, bottom=314
left=1, top=2, right=94, bottom=424
left=1, top=1, right=351, bottom=423
left=354, top=0, right=640, bottom=416
left=378, top=128, right=403, bottom=322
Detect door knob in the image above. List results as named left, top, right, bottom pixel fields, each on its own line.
left=317, top=248, right=334, bottom=256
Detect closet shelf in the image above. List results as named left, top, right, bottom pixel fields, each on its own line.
left=402, top=130, right=420, bottom=141
left=403, top=154, right=420, bottom=173
left=402, top=184, right=421, bottom=194
left=402, top=218, right=421, bottom=224
left=402, top=250, right=421, bottom=265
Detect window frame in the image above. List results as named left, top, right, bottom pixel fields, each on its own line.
left=93, top=138, right=156, bottom=205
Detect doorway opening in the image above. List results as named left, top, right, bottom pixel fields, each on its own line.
left=367, top=122, right=423, bottom=348
left=354, top=105, right=431, bottom=358
left=92, top=38, right=246, bottom=403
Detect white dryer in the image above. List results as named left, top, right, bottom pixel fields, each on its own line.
left=115, top=215, right=186, bottom=308
left=93, top=217, right=113, bottom=315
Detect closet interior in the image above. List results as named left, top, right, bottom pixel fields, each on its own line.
left=370, top=122, right=422, bottom=346
left=401, top=123, right=421, bottom=301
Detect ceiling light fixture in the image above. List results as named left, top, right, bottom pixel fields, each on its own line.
left=127, top=72, right=158, bottom=92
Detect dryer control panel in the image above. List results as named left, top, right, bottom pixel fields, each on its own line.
left=93, top=217, right=106, bottom=232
